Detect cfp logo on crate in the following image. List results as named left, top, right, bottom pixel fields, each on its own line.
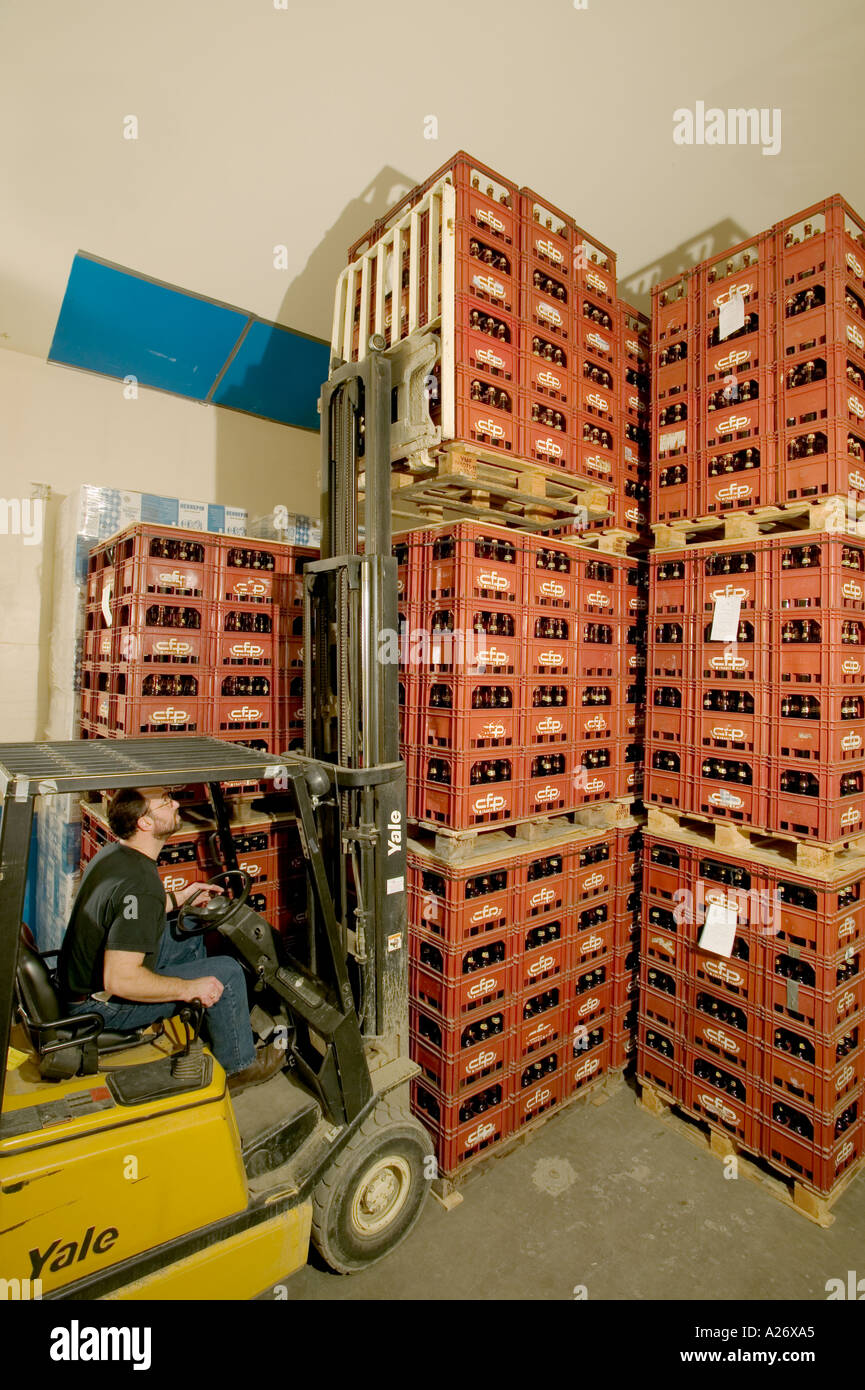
left=841, top=811, right=862, bottom=830
left=467, top=974, right=498, bottom=1000
left=848, top=471, right=865, bottom=492
left=710, top=725, right=744, bottom=741
left=576, top=995, right=600, bottom=1017
left=630, top=597, right=648, bottom=611
left=476, top=646, right=508, bottom=666
left=586, top=271, right=608, bottom=296
left=584, top=716, right=607, bottom=733
left=154, top=637, right=192, bottom=656
left=837, top=1063, right=856, bottom=1090
left=848, top=395, right=865, bottom=419
left=475, top=206, right=506, bottom=235
left=709, top=585, right=748, bottom=601
left=466, top=1049, right=497, bottom=1075
left=626, top=338, right=640, bottom=356
left=228, top=642, right=264, bottom=659
left=716, top=412, right=751, bottom=435
left=472, top=791, right=506, bottom=813
left=587, top=590, right=610, bottom=608
left=714, top=282, right=753, bottom=309
left=480, top=722, right=507, bottom=739
left=711, top=651, right=747, bottom=671
left=838, top=989, right=857, bottom=1013
left=715, top=347, right=750, bottom=373
left=527, top=1020, right=554, bottom=1046
left=536, top=716, right=564, bottom=735
left=528, top=953, right=555, bottom=977
left=153, top=707, right=189, bottom=724
left=579, top=931, right=604, bottom=953
left=238, top=859, right=261, bottom=877
left=523, top=1085, right=553, bottom=1112
left=842, top=659, right=862, bottom=675
left=229, top=705, right=263, bottom=721
left=628, top=393, right=641, bottom=410
left=585, top=453, right=611, bottom=472
left=470, top=901, right=502, bottom=924
left=478, top=570, right=511, bottom=592
left=840, top=915, right=856, bottom=937
left=626, top=508, right=645, bottom=524
left=537, top=303, right=563, bottom=328
left=97, top=699, right=109, bottom=719
left=535, top=237, right=564, bottom=264
left=472, top=273, right=506, bottom=299
left=704, top=959, right=745, bottom=987
left=530, top=886, right=555, bottom=909
left=698, top=1093, right=740, bottom=1125
left=573, top=1055, right=600, bottom=1082
left=842, top=580, right=863, bottom=600
left=847, top=250, right=864, bottom=279
left=650, top=934, right=676, bottom=955
left=585, top=391, right=609, bottom=413
left=467, top=1120, right=496, bottom=1146
left=582, top=872, right=603, bottom=893
left=843, top=733, right=863, bottom=751
left=582, top=776, right=606, bottom=794
left=157, top=569, right=194, bottom=587
left=535, top=437, right=565, bottom=460
left=476, top=418, right=506, bottom=439
left=847, top=321, right=865, bottom=351
left=704, top=1025, right=740, bottom=1055
left=834, top=1141, right=856, bottom=1168
left=534, top=783, right=562, bottom=804
left=539, top=579, right=565, bottom=598
left=232, top=580, right=268, bottom=598
left=716, top=482, right=752, bottom=502
left=163, top=873, right=190, bottom=893
left=708, top=789, right=744, bottom=810
left=538, top=369, right=563, bottom=391
left=476, top=347, right=505, bottom=372
left=539, top=650, right=565, bottom=667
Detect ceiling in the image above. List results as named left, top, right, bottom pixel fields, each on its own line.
left=1, top=0, right=863, bottom=366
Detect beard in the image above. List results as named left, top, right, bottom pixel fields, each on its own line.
left=154, top=807, right=181, bottom=841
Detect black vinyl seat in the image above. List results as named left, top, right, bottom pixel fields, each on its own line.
left=15, top=929, right=157, bottom=1080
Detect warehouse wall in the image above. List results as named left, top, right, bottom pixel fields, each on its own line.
left=0, top=348, right=321, bottom=740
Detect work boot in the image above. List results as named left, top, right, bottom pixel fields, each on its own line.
left=227, top=1042, right=286, bottom=1095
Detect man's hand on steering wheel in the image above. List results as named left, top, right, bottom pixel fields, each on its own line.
left=174, top=881, right=225, bottom=908
left=173, top=869, right=253, bottom=938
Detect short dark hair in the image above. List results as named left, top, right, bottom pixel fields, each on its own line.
left=107, top=788, right=150, bottom=840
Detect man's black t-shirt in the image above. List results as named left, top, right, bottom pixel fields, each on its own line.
left=57, top=841, right=167, bottom=998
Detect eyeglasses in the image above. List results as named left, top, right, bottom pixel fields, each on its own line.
left=148, top=793, right=175, bottom=811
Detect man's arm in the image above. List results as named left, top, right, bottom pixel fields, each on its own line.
left=103, top=949, right=224, bottom=1007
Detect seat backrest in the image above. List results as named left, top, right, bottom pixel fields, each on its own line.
left=16, top=934, right=61, bottom=1026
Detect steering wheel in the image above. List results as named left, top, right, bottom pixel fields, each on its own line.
left=172, top=869, right=253, bottom=938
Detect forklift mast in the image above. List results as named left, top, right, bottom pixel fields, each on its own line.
left=301, top=339, right=408, bottom=1058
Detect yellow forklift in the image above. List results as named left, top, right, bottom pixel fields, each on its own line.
left=0, top=341, right=434, bottom=1298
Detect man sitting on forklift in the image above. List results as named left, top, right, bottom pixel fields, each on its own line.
left=58, top=786, right=285, bottom=1093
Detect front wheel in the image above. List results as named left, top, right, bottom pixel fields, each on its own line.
left=310, top=1100, right=434, bottom=1274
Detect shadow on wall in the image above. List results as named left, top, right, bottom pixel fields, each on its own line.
left=618, top=217, right=750, bottom=314
left=213, top=166, right=417, bottom=523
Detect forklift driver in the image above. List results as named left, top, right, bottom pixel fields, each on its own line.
left=57, top=787, right=285, bottom=1094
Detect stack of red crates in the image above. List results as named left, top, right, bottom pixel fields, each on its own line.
left=397, top=520, right=646, bottom=832
left=408, top=817, right=642, bottom=1175
left=341, top=151, right=643, bottom=516
left=652, top=193, right=865, bottom=524
left=640, top=823, right=865, bottom=1195
left=78, top=522, right=318, bottom=936
left=646, top=532, right=865, bottom=842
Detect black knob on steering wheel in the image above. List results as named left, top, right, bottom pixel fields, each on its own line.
left=172, top=869, right=253, bottom=938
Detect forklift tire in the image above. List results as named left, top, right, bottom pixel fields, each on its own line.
left=310, top=1099, right=434, bottom=1274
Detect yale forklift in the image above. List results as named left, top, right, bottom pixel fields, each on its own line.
left=0, top=340, right=435, bottom=1298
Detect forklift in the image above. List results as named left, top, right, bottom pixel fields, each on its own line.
left=0, top=339, right=435, bottom=1298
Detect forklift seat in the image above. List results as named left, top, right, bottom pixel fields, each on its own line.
left=15, top=930, right=156, bottom=1080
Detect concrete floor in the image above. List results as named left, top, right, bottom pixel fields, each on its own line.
left=272, top=1077, right=865, bottom=1301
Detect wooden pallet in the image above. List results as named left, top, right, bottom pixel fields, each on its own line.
left=638, top=1078, right=865, bottom=1228
left=412, top=797, right=640, bottom=860
left=430, top=1067, right=627, bottom=1209
left=410, top=805, right=644, bottom=866
left=646, top=803, right=865, bottom=874
left=378, top=443, right=623, bottom=539
left=652, top=495, right=865, bottom=552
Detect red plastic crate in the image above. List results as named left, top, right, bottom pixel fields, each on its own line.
left=682, top=1050, right=762, bottom=1150
left=521, top=683, right=576, bottom=746
left=411, top=925, right=518, bottom=987
left=522, top=349, right=570, bottom=405
left=765, top=1034, right=865, bottom=1114
left=766, top=761, right=865, bottom=842
left=684, top=995, right=762, bottom=1078
left=653, top=460, right=694, bottom=524
left=216, top=541, right=287, bottom=604
left=415, top=749, right=522, bottom=830
left=525, top=613, right=576, bottom=676
left=511, top=1057, right=568, bottom=1128
left=649, top=553, right=690, bottom=615
left=455, top=227, right=518, bottom=314
left=763, top=955, right=865, bottom=1033
left=519, top=929, right=570, bottom=989
left=452, top=374, right=519, bottom=455
left=418, top=676, right=520, bottom=751
left=523, top=537, right=577, bottom=609
left=699, top=546, right=768, bottom=615
left=573, top=555, right=625, bottom=617
left=574, top=848, right=617, bottom=901
left=424, top=602, right=521, bottom=676
left=695, top=685, right=765, bottom=756
left=571, top=916, right=615, bottom=972
left=517, top=844, right=574, bottom=920
left=649, top=617, right=692, bottom=681
left=410, top=952, right=515, bottom=1020
left=648, top=685, right=689, bottom=744
left=637, top=1018, right=685, bottom=1100
left=111, top=597, right=211, bottom=664
left=772, top=878, right=865, bottom=956
left=573, top=694, right=626, bottom=743
left=454, top=295, right=520, bottom=380
left=697, top=614, right=769, bottom=685
left=568, top=971, right=613, bottom=1028
left=411, top=1077, right=511, bottom=1176
left=410, top=1001, right=516, bottom=1094
left=522, top=279, right=570, bottom=342
left=762, top=1111, right=864, bottom=1195
left=109, top=691, right=207, bottom=736
left=522, top=745, right=584, bottom=817
left=777, top=345, right=865, bottom=434
left=688, top=939, right=763, bottom=1005
left=517, top=983, right=569, bottom=1056
left=520, top=188, right=573, bottom=266
left=768, top=534, right=865, bottom=613
left=520, top=413, right=579, bottom=473
left=407, top=851, right=517, bottom=943
left=644, top=742, right=691, bottom=809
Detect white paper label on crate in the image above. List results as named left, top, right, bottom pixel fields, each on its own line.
left=698, top=902, right=738, bottom=958
left=710, top=593, right=743, bottom=642
left=719, top=291, right=746, bottom=341
left=386, top=876, right=405, bottom=896
left=659, top=429, right=687, bottom=453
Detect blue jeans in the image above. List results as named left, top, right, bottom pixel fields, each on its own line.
left=69, top=928, right=257, bottom=1075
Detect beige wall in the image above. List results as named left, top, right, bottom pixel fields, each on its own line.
left=0, top=348, right=321, bottom=740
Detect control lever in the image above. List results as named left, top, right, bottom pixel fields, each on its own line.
left=170, top=999, right=206, bottom=1082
